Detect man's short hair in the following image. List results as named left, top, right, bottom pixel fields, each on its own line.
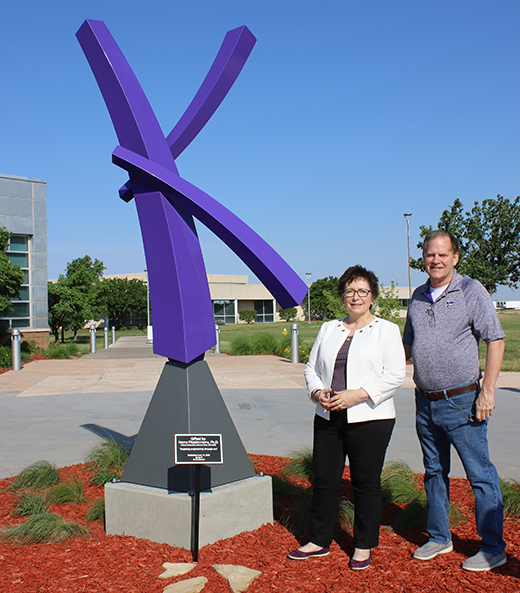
left=422, top=230, right=459, bottom=255
left=338, top=265, right=379, bottom=299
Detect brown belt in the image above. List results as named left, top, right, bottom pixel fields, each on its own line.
left=417, top=382, right=479, bottom=401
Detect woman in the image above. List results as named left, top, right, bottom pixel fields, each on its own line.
left=288, top=265, right=406, bottom=569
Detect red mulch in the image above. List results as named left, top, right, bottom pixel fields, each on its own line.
left=1, top=456, right=519, bottom=593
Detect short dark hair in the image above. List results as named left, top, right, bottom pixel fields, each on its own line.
left=422, top=230, right=459, bottom=255
left=337, top=265, right=379, bottom=299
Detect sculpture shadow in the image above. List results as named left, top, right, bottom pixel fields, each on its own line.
left=81, top=423, right=136, bottom=451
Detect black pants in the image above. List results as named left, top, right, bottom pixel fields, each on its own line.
left=309, top=413, right=395, bottom=549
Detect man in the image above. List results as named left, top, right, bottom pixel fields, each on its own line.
left=403, top=230, right=506, bottom=572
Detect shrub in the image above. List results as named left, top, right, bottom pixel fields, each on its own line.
left=281, top=448, right=314, bottom=482
left=500, top=478, right=520, bottom=517
left=86, top=498, right=105, bottom=523
left=251, top=333, right=278, bottom=355
left=12, top=493, right=49, bottom=517
left=229, top=335, right=252, bottom=356
left=381, top=461, right=419, bottom=504
left=1, top=513, right=88, bottom=544
left=238, top=309, right=257, bottom=324
left=21, top=340, right=37, bottom=354
left=279, top=307, right=297, bottom=322
left=0, top=345, right=10, bottom=368
left=9, top=461, right=60, bottom=491
left=86, top=438, right=131, bottom=485
left=46, top=475, right=85, bottom=505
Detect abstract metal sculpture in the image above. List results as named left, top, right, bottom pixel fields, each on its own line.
left=76, top=20, right=307, bottom=365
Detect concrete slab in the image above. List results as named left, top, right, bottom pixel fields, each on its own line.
left=0, top=337, right=518, bottom=483
left=105, top=474, right=273, bottom=548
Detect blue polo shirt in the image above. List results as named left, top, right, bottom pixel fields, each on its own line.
left=403, top=271, right=505, bottom=392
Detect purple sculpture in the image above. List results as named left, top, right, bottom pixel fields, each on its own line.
left=76, top=20, right=307, bottom=364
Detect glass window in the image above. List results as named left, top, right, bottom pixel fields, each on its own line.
left=7, top=252, right=28, bottom=267
left=9, top=236, right=28, bottom=251
left=213, top=300, right=236, bottom=324
left=11, top=303, right=29, bottom=317
left=13, top=286, right=29, bottom=301
left=254, top=300, right=274, bottom=323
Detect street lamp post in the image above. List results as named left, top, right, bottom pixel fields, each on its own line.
left=145, top=269, right=152, bottom=343
left=305, top=272, right=312, bottom=324
left=403, top=214, right=412, bottom=301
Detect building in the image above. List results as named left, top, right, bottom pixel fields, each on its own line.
left=494, top=301, right=520, bottom=311
left=0, top=173, right=49, bottom=348
left=104, top=272, right=305, bottom=324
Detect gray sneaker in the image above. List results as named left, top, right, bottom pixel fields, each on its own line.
left=462, top=550, right=507, bottom=572
left=413, top=540, right=453, bottom=560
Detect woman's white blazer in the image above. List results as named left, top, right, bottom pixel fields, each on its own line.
left=304, top=317, right=406, bottom=423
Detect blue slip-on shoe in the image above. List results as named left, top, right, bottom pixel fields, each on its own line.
left=349, top=551, right=372, bottom=570
left=287, top=546, right=330, bottom=560
left=462, top=550, right=506, bottom=572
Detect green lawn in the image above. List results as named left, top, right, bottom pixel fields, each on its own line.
left=482, top=310, right=520, bottom=372
left=217, top=311, right=520, bottom=372
left=49, top=312, right=519, bottom=371
left=52, top=327, right=147, bottom=353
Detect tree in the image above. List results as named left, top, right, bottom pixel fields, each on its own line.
left=239, top=309, right=257, bottom=324
left=48, top=281, right=89, bottom=343
left=307, top=276, right=339, bottom=320
left=279, top=307, right=297, bottom=322
left=373, top=282, right=400, bottom=322
left=0, top=228, right=24, bottom=318
left=409, top=196, right=520, bottom=294
left=95, top=278, right=147, bottom=330
left=48, top=255, right=106, bottom=341
left=322, top=282, right=400, bottom=322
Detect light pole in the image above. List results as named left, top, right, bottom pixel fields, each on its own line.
left=403, top=214, right=412, bottom=301
left=306, top=272, right=312, bottom=324
left=145, top=269, right=152, bottom=343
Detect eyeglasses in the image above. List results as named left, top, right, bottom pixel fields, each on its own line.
left=343, top=289, right=371, bottom=299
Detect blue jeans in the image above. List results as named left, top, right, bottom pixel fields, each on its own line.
left=415, top=388, right=505, bottom=555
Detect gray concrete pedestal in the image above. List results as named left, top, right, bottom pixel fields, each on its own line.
left=105, top=474, right=273, bottom=548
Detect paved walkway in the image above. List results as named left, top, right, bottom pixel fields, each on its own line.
left=1, top=336, right=518, bottom=481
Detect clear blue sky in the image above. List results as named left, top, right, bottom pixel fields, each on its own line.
left=2, top=1, right=519, bottom=299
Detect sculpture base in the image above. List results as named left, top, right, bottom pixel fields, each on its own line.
left=105, top=474, right=273, bottom=549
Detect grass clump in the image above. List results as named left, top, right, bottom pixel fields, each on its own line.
left=382, top=461, right=420, bottom=504
left=280, top=491, right=313, bottom=535
left=500, top=478, right=520, bottom=517
left=12, top=492, right=49, bottom=517
left=382, top=461, right=464, bottom=531
left=86, top=438, right=131, bottom=485
left=251, top=333, right=278, bottom=355
left=86, top=498, right=105, bottom=523
left=229, top=335, right=252, bottom=356
left=9, top=461, right=60, bottom=491
left=281, top=448, right=314, bottom=482
left=39, top=343, right=80, bottom=360
left=46, top=475, right=85, bottom=505
left=338, top=497, right=355, bottom=531
left=1, top=513, right=88, bottom=544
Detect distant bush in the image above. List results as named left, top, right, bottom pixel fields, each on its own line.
left=279, top=307, right=297, bottom=322
left=21, top=340, right=37, bottom=354
left=40, top=343, right=80, bottom=360
left=229, top=335, right=252, bottom=356
left=238, top=310, right=257, bottom=324
left=0, top=346, right=11, bottom=368
left=251, top=333, right=278, bottom=354
left=229, top=332, right=310, bottom=362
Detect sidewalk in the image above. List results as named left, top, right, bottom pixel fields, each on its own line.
left=1, top=337, right=518, bottom=481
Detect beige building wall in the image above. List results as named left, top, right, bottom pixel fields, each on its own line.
left=105, top=273, right=305, bottom=323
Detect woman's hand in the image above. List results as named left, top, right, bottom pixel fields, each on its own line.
left=325, top=388, right=369, bottom=411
